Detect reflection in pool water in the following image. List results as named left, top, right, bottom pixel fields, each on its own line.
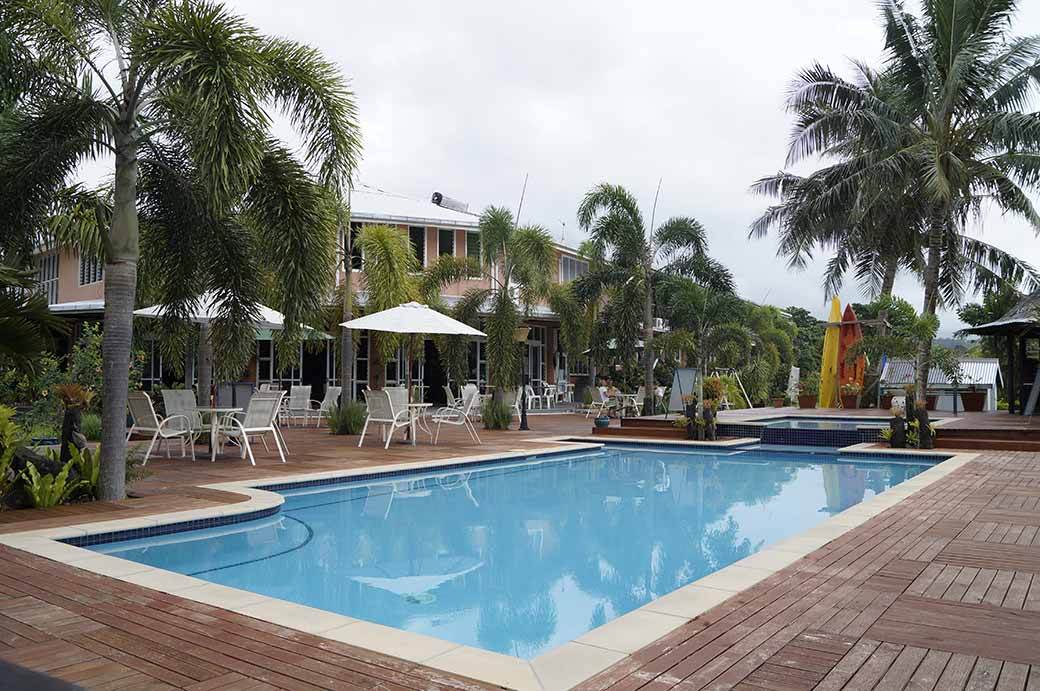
left=91, top=445, right=932, bottom=658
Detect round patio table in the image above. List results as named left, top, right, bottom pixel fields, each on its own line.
left=197, top=406, right=242, bottom=462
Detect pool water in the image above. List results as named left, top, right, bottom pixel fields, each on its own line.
left=761, top=416, right=890, bottom=430
left=90, top=444, right=934, bottom=659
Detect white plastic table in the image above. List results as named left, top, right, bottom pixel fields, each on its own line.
left=407, top=403, right=433, bottom=445
left=197, top=406, right=242, bottom=462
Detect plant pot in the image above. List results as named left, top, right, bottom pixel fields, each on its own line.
left=840, top=394, right=859, bottom=409
left=594, top=416, right=610, bottom=429
left=880, top=393, right=894, bottom=410
left=797, top=394, right=817, bottom=409
left=925, top=395, right=937, bottom=411
left=960, top=390, right=986, bottom=413
left=772, top=397, right=785, bottom=408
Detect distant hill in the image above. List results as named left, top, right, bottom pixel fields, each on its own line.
left=934, top=337, right=979, bottom=352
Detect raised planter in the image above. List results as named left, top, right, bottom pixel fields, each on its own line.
left=797, top=394, right=817, bottom=409
left=960, top=390, right=986, bottom=412
left=880, top=393, right=894, bottom=410
left=771, top=397, right=785, bottom=408
left=594, top=416, right=610, bottom=429
left=840, top=394, right=859, bottom=409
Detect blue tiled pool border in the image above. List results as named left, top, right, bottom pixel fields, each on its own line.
left=61, top=505, right=281, bottom=547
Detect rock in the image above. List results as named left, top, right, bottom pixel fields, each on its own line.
left=889, top=416, right=906, bottom=448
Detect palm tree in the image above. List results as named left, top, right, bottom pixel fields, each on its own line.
left=447, top=207, right=558, bottom=399
left=764, top=0, right=1040, bottom=398
left=0, top=1, right=360, bottom=499
left=577, top=183, right=733, bottom=413
left=0, top=265, right=66, bottom=366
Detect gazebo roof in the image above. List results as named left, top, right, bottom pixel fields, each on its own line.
left=962, top=290, right=1040, bottom=335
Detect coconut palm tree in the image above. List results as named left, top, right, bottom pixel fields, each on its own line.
left=0, top=265, right=66, bottom=366
left=766, top=0, right=1040, bottom=398
left=0, top=1, right=360, bottom=499
left=577, top=183, right=733, bottom=413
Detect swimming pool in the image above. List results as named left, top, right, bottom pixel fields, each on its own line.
left=87, top=443, right=937, bottom=659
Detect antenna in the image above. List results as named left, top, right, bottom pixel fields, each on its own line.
left=560, top=221, right=566, bottom=243
left=514, top=173, right=529, bottom=225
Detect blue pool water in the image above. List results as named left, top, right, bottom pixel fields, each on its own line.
left=89, top=444, right=935, bottom=659
left=761, top=416, right=890, bottom=430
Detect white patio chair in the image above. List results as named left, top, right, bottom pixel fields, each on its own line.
left=285, top=385, right=312, bottom=426
left=216, top=393, right=285, bottom=465
left=160, top=389, right=204, bottom=442
left=524, top=384, right=543, bottom=410
left=542, top=384, right=557, bottom=409
left=311, top=386, right=342, bottom=427
left=358, top=389, right=411, bottom=449
left=258, top=382, right=275, bottom=392
left=444, top=385, right=459, bottom=410
left=432, top=387, right=482, bottom=444
left=251, top=389, right=290, bottom=454
left=126, top=391, right=195, bottom=465
left=585, top=387, right=615, bottom=418
left=501, top=388, right=521, bottom=418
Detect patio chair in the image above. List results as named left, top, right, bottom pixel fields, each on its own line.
left=443, top=385, right=459, bottom=409
left=586, top=387, right=615, bottom=419
left=525, top=384, right=543, bottom=410
left=285, top=385, right=312, bottom=426
left=126, top=391, right=195, bottom=465
left=621, top=386, right=645, bottom=416
left=432, top=386, right=482, bottom=444
left=160, top=389, right=204, bottom=442
left=358, top=389, right=411, bottom=449
left=252, top=389, right=291, bottom=454
left=311, top=386, right=342, bottom=427
left=215, top=393, right=285, bottom=465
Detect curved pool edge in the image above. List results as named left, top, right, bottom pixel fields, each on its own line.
left=0, top=441, right=981, bottom=691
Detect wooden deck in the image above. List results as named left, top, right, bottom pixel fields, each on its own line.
left=2, top=416, right=1040, bottom=689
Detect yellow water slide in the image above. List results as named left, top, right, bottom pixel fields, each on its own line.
left=818, top=297, right=841, bottom=408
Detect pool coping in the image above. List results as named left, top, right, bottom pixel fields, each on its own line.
left=0, top=438, right=979, bottom=691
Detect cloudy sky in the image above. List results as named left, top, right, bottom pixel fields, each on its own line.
left=227, top=0, right=1040, bottom=334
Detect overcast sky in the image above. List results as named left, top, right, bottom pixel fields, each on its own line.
left=225, top=0, right=1040, bottom=335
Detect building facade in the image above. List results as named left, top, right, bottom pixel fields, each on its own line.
left=36, top=186, right=590, bottom=405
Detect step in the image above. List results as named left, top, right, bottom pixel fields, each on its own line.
left=591, top=426, right=686, bottom=439
left=935, top=437, right=1040, bottom=452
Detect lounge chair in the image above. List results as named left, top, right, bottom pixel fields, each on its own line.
left=216, top=393, right=286, bottom=465
left=358, top=389, right=411, bottom=448
left=432, top=386, right=482, bottom=444
left=126, top=391, right=195, bottom=465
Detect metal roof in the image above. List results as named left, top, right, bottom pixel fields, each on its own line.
left=349, top=186, right=479, bottom=228
left=880, top=358, right=1002, bottom=386
left=961, top=290, right=1040, bottom=334
left=47, top=299, right=104, bottom=314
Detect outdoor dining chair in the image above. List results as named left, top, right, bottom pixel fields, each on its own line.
left=160, top=389, right=204, bottom=443
left=443, top=385, right=459, bottom=409
left=432, top=386, right=482, bottom=444
left=311, top=386, right=342, bottom=427
left=586, top=387, right=616, bottom=418
left=126, top=391, right=195, bottom=465
left=285, top=385, right=312, bottom=426
left=358, top=389, right=411, bottom=449
left=215, top=392, right=285, bottom=465
left=252, top=388, right=291, bottom=454
left=524, top=384, right=543, bottom=410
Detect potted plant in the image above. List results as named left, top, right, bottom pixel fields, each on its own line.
left=594, top=414, right=610, bottom=429
left=960, top=384, right=986, bottom=412
left=797, top=373, right=819, bottom=409
left=880, top=389, right=895, bottom=410
left=840, top=382, right=862, bottom=409
left=771, top=389, right=785, bottom=407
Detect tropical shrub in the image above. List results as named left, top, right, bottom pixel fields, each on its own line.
left=482, top=400, right=513, bottom=430
left=0, top=406, right=18, bottom=498
left=720, top=375, right=747, bottom=409
left=799, top=373, right=820, bottom=396
left=326, top=402, right=367, bottom=435
left=703, top=376, right=724, bottom=402
left=81, top=414, right=102, bottom=442
left=70, top=447, right=100, bottom=499
left=20, top=461, right=83, bottom=509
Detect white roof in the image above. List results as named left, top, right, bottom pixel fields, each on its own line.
left=349, top=186, right=479, bottom=228
left=135, top=292, right=288, bottom=330
left=341, top=302, right=485, bottom=336
left=881, top=358, right=1002, bottom=387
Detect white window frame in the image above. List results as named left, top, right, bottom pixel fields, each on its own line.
left=408, top=226, right=427, bottom=268
left=34, top=252, right=59, bottom=305
left=438, top=228, right=455, bottom=258
left=558, top=256, right=588, bottom=283
left=466, top=231, right=482, bottom=278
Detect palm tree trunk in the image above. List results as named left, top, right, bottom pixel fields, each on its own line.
left=915, top=213, right=944, bottom=400
left=880, top=258, right=897, bottom=299
left=642, top=262, right=655, bottom=416
left=99, top=126, right=140, bottom=501
left=340, top=226, right=353, bottom=403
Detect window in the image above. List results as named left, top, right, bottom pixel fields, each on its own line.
left=571, top=357, right=590, bottom=376
left=467, top=340, right=487, bottom=388
left=438, top=228, right=455, bottom=257
left=257, top=340, right=274, bottom=383
left=348, top=222, right=363, bottom=270
left=466, top=232, right=481, bottom=277
left=559, top=256, right=588, bottom=283
left=141, top=338, right=163, bottom=390
left=34, top=252, right=59, bottom=305
left=79, top=253, right=103, bottom=285
left=353, top=334, right=369, bottom=400
left=409, top=226, right=426, bottom=266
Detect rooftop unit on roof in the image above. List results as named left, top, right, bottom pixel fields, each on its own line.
left=431, top=192, right=471, bottom=215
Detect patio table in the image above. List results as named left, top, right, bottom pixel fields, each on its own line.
left=407, top=403, right=433, bottom=446
left=197, top=406, right=242, bottom=462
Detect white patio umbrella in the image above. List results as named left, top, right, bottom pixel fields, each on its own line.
left=340, top=302, right=485, bottom=401
left=135, top=291, right=322, bottom=405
